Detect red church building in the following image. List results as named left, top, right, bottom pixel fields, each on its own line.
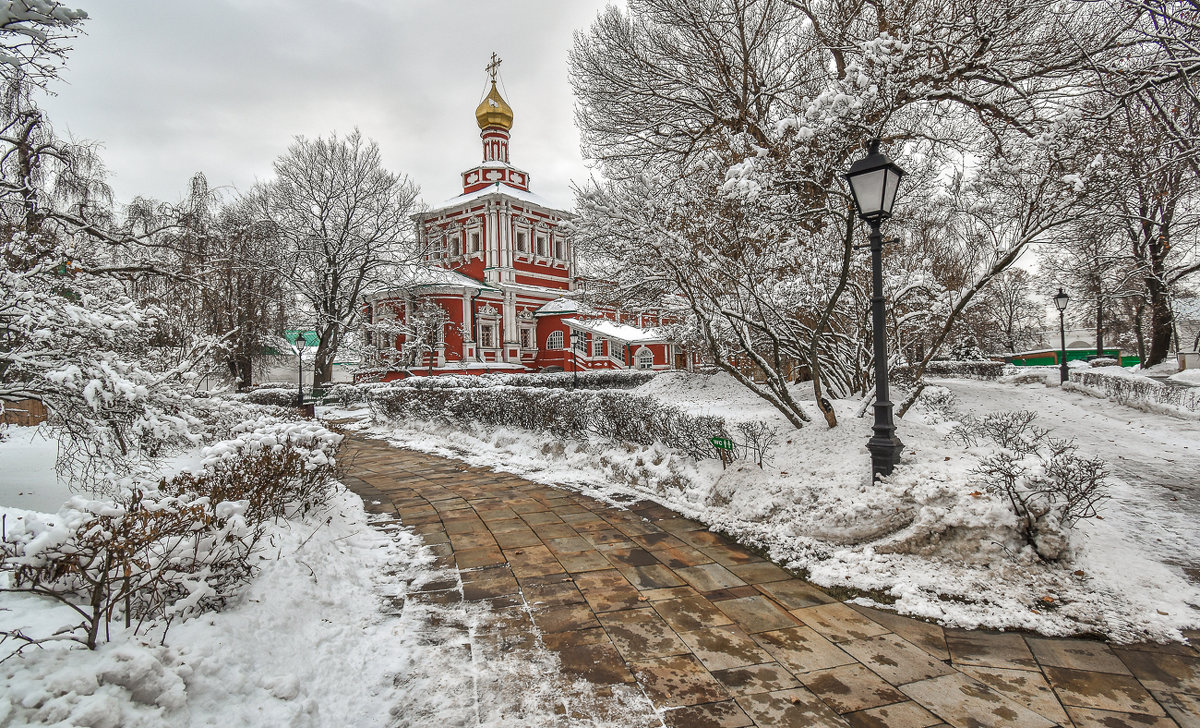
left=360, top=58, right=678, bottom=381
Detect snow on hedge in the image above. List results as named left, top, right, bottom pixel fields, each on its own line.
left=1067, top=366, right=1200, bottom=419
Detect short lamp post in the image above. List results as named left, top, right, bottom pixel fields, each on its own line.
left=844, top=138, right=906, bottom=479
left=1053, top=288, right=1070, bottom=384
left=295, top=333, right=307, bottom=407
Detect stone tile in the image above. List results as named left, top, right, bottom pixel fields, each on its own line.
left=573, top=568, right=646, bottom=613
left=620, top=564, right=687, bottom=591
left=677, top=625, right=774, bottom=671
left=443, top=516, right=486, bottom=534
left=715, top=595, right=801, bottom=634
left=699, top=544, right=764, bottom=567
left=640, top=586, right=699, bottom=602
left=843, top=701, right=943, bottom=728
left=847, top=605, right=949, bottom=661
left=630, top=654, right=731, bottom=708
left=454, top=546, right=506, bottom=569
left=555, top=549, right=613, bottom=574
left=840, top=634, right=955, bottom=686
left=944, top=629, right=1039, bottom=671
left=661, top=700, right=754, bottom=728
left=503, top=544, right=566, bottom=579
left=756, top=579, right=836, bottom=610
left=653, top=596, right=735, bottom=634
left=535, top=522, right=579, bottom=540
left=960, top=665, right=1071, bottom=725
left=1044, top=666, right=1166, bottom=716
left=557, top=642, right=636, bottom=685
left=657, top=517, right=708, bottom=533
left=727, top=561, right=791, bottom=584
left=652, top=544, right=717, bottom=568
left=753, top=626, right=857, bottom=675
left=483, top=517, right=529, bottom=534
left=1153, top=691, right=1200, bottom=728
left=793, top=603, right=891, bottom=644
left=1065, top=706, right=1180, bottom=727
left=540, top=626, right=612, bottom=651
left=1027, top=636, right=1132, bottom=675
left=601, top=545, right=662, bottom=567
left=1116, top=648, right=1200, bottom=694
left=544, top=536, right=592, bottom=554
left=493, top=528, right=543, bottom=549
left=675, top=563, right=748, bottom=593
left=581, top=527, right=629, bottom=546
left=531, top=603, right=601, bottom=634
left=521, top=510, right=565, bottom=526
left=599, top=608, right=691, bottom=661
left=734, top=687, right=849, bottom=727
left=632, top=531, right=687, bottom=550
left=447, top=531, right=498, bottom=551
left=713, top=662, right=802, bottom=696
left=800, top=663, right=908, bottom=714
left=460, top=568, right=519, bottom=601
left=523, top=579, right=586, bottom=608
left=900, top=673, right=1058, bottom=728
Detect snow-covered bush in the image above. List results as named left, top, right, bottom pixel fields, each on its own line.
left=370, top=370, right=658, bottom=391
left=894, top=360, right=1005, bottom=382
left=1089, top=357, right=1120, bottom=368
left=1068, top=368, right=1200, bottom=417
left=367, top=385, right=752, bottom=461
left=238, top=387, right=299, bottom=407
left=953, top=411, right=1109, bottom=560
left=0, top=418, right=342, bottom=652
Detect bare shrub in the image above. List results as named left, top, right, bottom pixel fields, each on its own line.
left=958, top=411, right=1109, bottom=560
left=0, top=419, right=341, bottom=653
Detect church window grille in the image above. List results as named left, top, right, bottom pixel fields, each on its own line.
left=546, top=330, right=564, bottom=349
left=592, top=338, right=604, bottom=357
left=536, top=235, right=547, bottom=257
left=636, top=348, right=654, bottom=370
left=556, top=239, right=565, bottom=259
left=471, top=232, right=481, bottom=253
left=480, top=324, right=496, bottom=348
left=516, top=231, right=527, bottom=253
left=520, top=327, right=533, bottom=349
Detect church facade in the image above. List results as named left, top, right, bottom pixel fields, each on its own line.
left=360, top=61, right=677, bottom=380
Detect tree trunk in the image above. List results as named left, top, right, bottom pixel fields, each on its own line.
left=1095, top=298, right=1104, bottom=356
left=1146, top=278, right=1174, bottom=366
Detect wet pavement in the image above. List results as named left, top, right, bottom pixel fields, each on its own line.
left=341, top=433, right=1200, bottom=727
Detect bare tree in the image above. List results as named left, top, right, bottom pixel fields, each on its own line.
left=251, top=130, right=420, bottom=387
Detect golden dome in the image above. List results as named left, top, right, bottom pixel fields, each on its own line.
left=475, top=81, right=513, bottom=130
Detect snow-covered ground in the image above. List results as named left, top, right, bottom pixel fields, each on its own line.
left=1, top=428, right=658, bottom=727
left=360, top=372, right=1200, bottom=643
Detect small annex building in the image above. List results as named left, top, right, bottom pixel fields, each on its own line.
left=360, top=57, right=676, bottom=381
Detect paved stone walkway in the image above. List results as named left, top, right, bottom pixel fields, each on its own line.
left=341, top=434, right=1200, bottom=728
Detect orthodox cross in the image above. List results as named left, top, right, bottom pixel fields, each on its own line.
left=486, top=52, right=502, bottom=83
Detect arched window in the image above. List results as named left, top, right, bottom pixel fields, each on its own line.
left=546, top=330, right=564, bottom=350
left=635, top=348, right=654, bottom=370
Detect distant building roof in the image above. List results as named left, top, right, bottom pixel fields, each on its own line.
left=563, top=317, right=667, bottom=344
left=535, top=297, right=592, bottom=315
left=423, top=181, right=570, bottom=216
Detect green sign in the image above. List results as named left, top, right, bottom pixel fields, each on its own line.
left=710, top=437, right=734, bottom=451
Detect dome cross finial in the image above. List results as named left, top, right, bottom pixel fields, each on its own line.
left=486, top=52, right=502, bottom=84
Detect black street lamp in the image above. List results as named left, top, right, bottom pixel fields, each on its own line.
left=295, top=332, right=307, bottom=407
left=844, top=138, right=906, bottom=479
left=1053, top=288, right=1070, bottom=384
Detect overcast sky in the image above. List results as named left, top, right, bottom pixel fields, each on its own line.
left=39, top=1, right=614, bottom=210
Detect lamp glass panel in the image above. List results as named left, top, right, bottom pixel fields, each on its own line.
left=848, top=167, right=887, bottom=216
left=882, top=169, right=901, bottom=215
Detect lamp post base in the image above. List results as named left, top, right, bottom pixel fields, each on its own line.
left=867, top=435, right=905, bottom=478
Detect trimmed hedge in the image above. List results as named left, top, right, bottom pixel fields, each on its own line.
left=368, top=385, right=729, bottom=460
left=1067, top=369, right=1200, bottom=417
left=894, top=360, right=1005, bottom=382
left=379, top=370, right=658, bottom=391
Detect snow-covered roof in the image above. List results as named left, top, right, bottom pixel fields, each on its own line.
left=365, top=265, right=497, bottom=299
left=535, top=297, right=591, bottom=315
left=424, top=182, right=569, bottom=216
left=563, top=317, right=667, bottom=344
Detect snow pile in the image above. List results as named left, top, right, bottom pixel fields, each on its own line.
left=1170, top=368, right=1200, bottom=385
left=358, top=371, right=1200, bottom=642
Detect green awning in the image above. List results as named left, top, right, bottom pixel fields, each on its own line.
left=283, top=330, right=321, bottom=347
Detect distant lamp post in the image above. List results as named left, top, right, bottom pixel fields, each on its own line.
left=295, top=332, right=307, bottom=407
left=844, top=138, right=906, bottom=479
left=1053, top=288, right=1070, bottom=384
